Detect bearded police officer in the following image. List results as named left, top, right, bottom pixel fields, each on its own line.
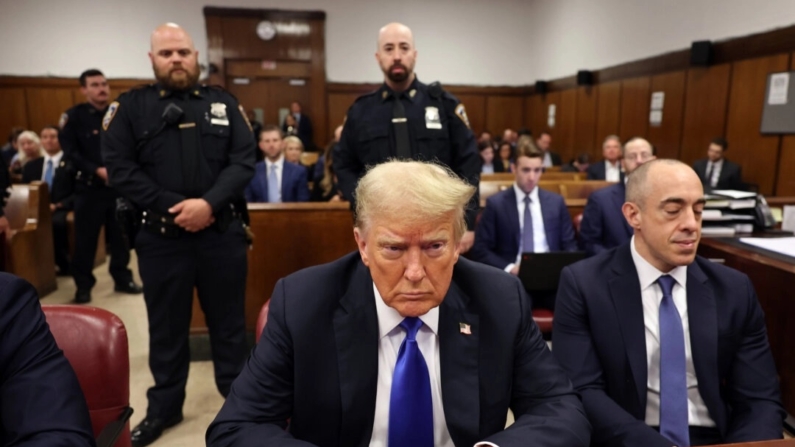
left=333, top=22, right=480, bottom=252
left=60, top=69, right=141, bottom=302
left=101, top=23, right=255, bottom=447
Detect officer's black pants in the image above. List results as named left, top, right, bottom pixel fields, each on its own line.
left=135, top=220, right=248, bottom=420
left=52, top=208, right=70, bottom=273
left=72, top=187, right=133, bottom=290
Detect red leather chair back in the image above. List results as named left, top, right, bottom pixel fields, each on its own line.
left=255, top=300, right=271, bottom=341
left=42, top=305, right=132, bottom=447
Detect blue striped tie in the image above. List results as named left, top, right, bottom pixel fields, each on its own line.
left=267, top=163, right=280, bottom=203
left=43, top=159, right=54, bottom=189
left=522, top=195, right=534, bottom=252
left=657, top=275, right=690, bottom=447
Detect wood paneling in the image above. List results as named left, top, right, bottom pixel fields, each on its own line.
left=485, top=96, right=524, bottom=137
left=0, top=88, right=28, bottom=139
left=778, top=53, right=795, bottom=196
left=679, top=64, right=732, bottom=165
left=725, top=54, right=789, bottom=195
left=594, top=81, right=622, bottom=150
left=25, top=88, right=74, bottom=132
left=618, top=76, right=650, bottom=140
left=647, top=71, right=686, bottom=159
left=539, top=91, right=561, bottom=138
left=526, top=94, right=547, bottom=137
left=456, top=95, right=486, bottom=136
left=555, top=89, right=577, bottom=162
left=226, top=60, right=312, bottom=78
left=327, top=92, right=358, bottom=136
left=573, top=86, right=597, bottom=158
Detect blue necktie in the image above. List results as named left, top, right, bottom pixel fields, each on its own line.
left=267, top=163, right=280, bottom=203
left=521, top=195, right=534, bottom=252
left=389, top=317, right=433, bottom=447
left=657, top=275, right=690, bottom=447
left=43, top=159, right=54, bottom=189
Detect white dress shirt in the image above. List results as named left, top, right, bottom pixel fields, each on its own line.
left=481, top=163, right=495, bottom=174
left=605, top=160, right=621, bottom=182
left=41, top=151, right=64, bottom=181
left=706, top=159, right=723, bottom=188
left=542, top=151, right=553, bottom=167
left=265, top=156, right=284, bottom=201
left=505, top=184, right=549, bottom=272
left=629, top=237, right=716, bottom=428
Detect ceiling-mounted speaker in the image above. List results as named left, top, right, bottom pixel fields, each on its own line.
left=691, top=40, right=712, bottom=66
left=577, top=70, right=594, bottom=85
left=535, top=80, right=548, bottom=94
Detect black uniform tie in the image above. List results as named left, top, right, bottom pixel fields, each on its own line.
left=391, top=93, right=411, bottom=159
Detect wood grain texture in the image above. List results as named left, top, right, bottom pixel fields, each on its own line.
left=618, top=76, right=651, bottom=140
left=573, top=86, right=598, bottom=158
left=679, top=64, right=732, bottom=165
left=594, top=81, right=622, bottom=150
left=486, top=96, right=525, bottom=138
left=647, top=71, right=686, bottom=159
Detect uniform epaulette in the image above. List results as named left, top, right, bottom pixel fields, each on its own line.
left=354, top=89, right=379, bottom=103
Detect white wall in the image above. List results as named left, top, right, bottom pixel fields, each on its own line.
left=1, top=0, right=795, bottom=85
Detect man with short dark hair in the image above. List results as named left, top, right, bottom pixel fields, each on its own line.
left=244, top=125, right=310, bottom=203
left=60, top=69, right=140, bottom=303
left=692, top=138, right=743, bottom=191
left=536, top=132, right=561, bottom=167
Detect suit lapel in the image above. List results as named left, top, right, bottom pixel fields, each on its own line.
left=503, top=187, right=521, bottom=251
left=612, top=183, right=633, bottom=237
left=281, top=163, right=291, bottom=201
left=333, top=262, right=380, bottom=447
left=439, top=280, right=480, bottom=447
left=257, top=163, right=269, bottom=201
left=608, top=245, right=648, bottom=412
left=538, top=190, right=557, bottom=251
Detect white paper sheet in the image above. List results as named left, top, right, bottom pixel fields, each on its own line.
left=768, top=73, right=789, bottom=105
left=650, top=91, right=665, bottom=110
left=782, top=206, right=795, bottom=232
left=739, top=237, right=795, bottom=257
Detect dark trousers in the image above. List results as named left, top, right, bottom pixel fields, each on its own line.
left=135, top=220, right=248, bottom=420
left=72, top=187, right=132, bottom=290
left=52, top=208, right=70, bottom=273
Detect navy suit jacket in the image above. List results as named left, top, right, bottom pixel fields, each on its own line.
left=207, top=252, right=590, bottom=447
left=579, top=182, right=632, bottom=256
left=0, top=274, right=95, bottom=446
left=22, top=157, right=75, bottom=210
left=471, top=186, right=578, bottom=269
left=244, top=160, right=310, bottom=203
left=692, top=158, right=744, bottom=191
left=553, top=244, right=784, bottom=447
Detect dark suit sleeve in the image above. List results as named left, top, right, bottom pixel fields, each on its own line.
left=579, top=195, right=608, bottom=256
left=553, top=267, right=672, bottom=447
left=728, top=163, right=744, bottom=191
left=586, top=164, right=598, bottom=180
left=60, top=108, right=100, bottom=176
left=483, top=278, right=590, bottom=447
left=21, top=161, right=37, bottom=183
left=723, top=276, right=784, bottom=442
left=206, top=280, right=317, bottom=447
left=557, top=196, right=578, bottom=251
left=0, top=275, right=96, bottom=447
left=470, top=199, right=511, bottom=269
left=444, top=95, right=480, bottom=230
left=334, top=108, right=363, bottom=204
left=296, top=168, right=310, bottom=202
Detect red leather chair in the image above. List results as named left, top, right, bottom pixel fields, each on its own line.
left=42, top=305, right=133, bottom=447
left=255, top=300, right=271, bottom=341
left=532, top=309, right=554, bottom=337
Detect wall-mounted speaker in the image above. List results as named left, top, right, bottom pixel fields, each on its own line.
left=577, top=70, right=594, bottom=86
left=535, top=81, right=548, bottom=94
left=691, top=41, right=712, bottom=66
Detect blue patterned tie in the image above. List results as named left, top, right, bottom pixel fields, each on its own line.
left=389, top=317, right=433, bottom=447
left=657, top=275, right=690, bottom=447
left=43, top=159, right=54, bottom=189
left=267, top=163, right=280, bottom=203
left=522, top=195, right=534, bottom=252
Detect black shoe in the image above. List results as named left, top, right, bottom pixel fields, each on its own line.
left=130, top=414, right=183, bottom=447
left=74, top=289, right=91, bottom=304
left=114, top=281, right=143, bottom=294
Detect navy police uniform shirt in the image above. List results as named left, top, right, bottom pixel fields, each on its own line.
left=60, top=102, right=108, bottom=186
left=334, top=77, right=480, bottom=228
left=100, top=84, right=255, bottom=215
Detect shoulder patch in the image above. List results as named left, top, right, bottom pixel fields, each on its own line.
left=102, top=101, right=119, bottom=131
left=455, top=103, right=471, bottom=129
left=58, top=113, right=68, bottom=129
left=239, top=105, right=253, bottom=132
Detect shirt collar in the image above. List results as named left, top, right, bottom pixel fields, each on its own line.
left=606, top=160, right=621, bottom=169
left=629, top=235, right=688, bottom=291
left=265, top=155, right=284, bottom=170
left=156, top=83, right=203, bottom=100
left=373, top=282, right=439, bottom=339
left=710, top=158, right=724, bottom=168
left=513, top=183, right=539, bottom=206
left=44, top=151, right=63, bottom=166
left=380, top=77, right=420, bottom=103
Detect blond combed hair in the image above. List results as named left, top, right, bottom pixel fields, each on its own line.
left=354, top=160, right=475, bottom=241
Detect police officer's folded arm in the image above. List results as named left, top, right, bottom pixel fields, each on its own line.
left=444, top=94, right=480, bottom=229
left=61, top=109, right=100, bottom=176
left=333, top=110, right=362, bottom=203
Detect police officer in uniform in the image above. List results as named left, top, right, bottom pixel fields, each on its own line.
left=101, top=23, right=255, bottom=447
left=60, top=69, right=141, bottom=302
left=334, top=22, right=480, bottom=251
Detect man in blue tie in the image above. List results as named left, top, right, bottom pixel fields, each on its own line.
left=207, top=160, right=590, bottom=447
left=553, top=159, right=784, bottom=446
left=244, top=125, right=310, bottom=203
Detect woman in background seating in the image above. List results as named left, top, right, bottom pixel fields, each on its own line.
left=497, top=141, right=515, bottom=173
left=9, top=130, right=43, bottom=177
left=479, top=140, right=503, bottom=173
left=284, top=135, right=312, bottom=181
left=311, top=140, right=344, bottom=202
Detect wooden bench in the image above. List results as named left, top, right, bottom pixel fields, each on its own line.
left=2, top=182, right=56, bottom=296
left=300, top=152, right=319, bottom=167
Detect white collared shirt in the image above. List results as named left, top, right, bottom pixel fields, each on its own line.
left=41, top=151, right=63, bottom=181
left=542, top=151, right=553, bottom=167
left=605, top=160, right=621, bottom=182
left=706, top=159, right=723, bottom=188
left=265, top=156, right=284, bottom=202
left=629, top=236, right=716, bottom=428
left=505, top=184, right=549, bottom=271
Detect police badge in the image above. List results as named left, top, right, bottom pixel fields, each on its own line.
left=425, top=106, right=442, bottom=129
left=210, top=102, right=229, bottom=126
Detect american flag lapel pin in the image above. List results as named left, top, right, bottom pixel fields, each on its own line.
left=459, top=322, right=471, bottom=335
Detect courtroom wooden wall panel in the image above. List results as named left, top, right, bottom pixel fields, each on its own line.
left=778, top=52, right=795, bottom=196
left=326, top=92, right=358, bottom=137
left=594, top=81, right=622, bottom=150
left=538, top=91, right=561, bottom=139
left=456, top=94, right=486, bottom=137
left=618, top=76, right=651, bottom=140
left=725, top=54, right=789, bottom=195
left=679, top=64, right=732, bottom=165
left=0, top=88, right=28, bottom=139
left=485, top=96, right=525, bottom=138
left=25, top=88, right=74, bottom=133
left=555, top=89, right=578, bottom=162
left=646, top=71, right=686, bottom=160
left=573, top=86, right=598, bottom=158
left=527, top=94, right=547, bottom=138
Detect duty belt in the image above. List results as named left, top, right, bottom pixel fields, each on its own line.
left=141, top=210, right=182, bottom=238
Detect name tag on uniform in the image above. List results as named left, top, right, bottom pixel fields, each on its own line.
left=210, top=118, right=229, bottom=126
left=425, top=106, right=442, bottom=129
left=210, top=102, right=230, bottom=126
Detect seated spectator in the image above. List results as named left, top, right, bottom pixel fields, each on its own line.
left=479, top=140, right=503, bottom=174
left=1, top=127, right=23, bottom=167
left=207, top=160, right=590, bottom=447
left=285, top=101, right=313, bottom=151
left=561, top=153, right=591, bottom=173
left=477, top=130, right=493, bottom=145
left=0, top=273, right=95, bottom=445
left=536, top=132, right=562, bottom=167
left=471, top=141, right=577, bottom=307
left=283, top=114, right=298, bottom=137
left=244, top=125, right=309, bottom=203
left=311, top=139, right=344, bottom=202
left=22, top=125, right=74, bottom=275
left=497, top=141, right=515, bottom=173
left=587, top=135, right=623, bottom=181
left=501, top=128, right=517, bottom=148
left=283, top=135, right=312, bottom=182
left=10, top=130, right=44, bottom=176
left=692, top=137, right=743, bottom=191
left=579, top=137, right=656, bottom=256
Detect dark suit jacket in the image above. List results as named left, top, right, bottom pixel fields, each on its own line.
left=471, top=187, right=578, bottom=269
left=586, top=160, right=623, bottom=181
left=692, top=158, right=744, bottom=191
left=0, top=274, right=95, bottom=446
left=283, top=114, right=313, bottom=150
left=207, top=253, right=590, bottom=447
left=546, top=151, right=562, bottom=166
left=579, top=182, right=633, bottom=256
left=22, top=156, right=75, bottom=210
left=553, top=244, right=784, bottom=447
left=244, top=160, right=310, bottom=203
